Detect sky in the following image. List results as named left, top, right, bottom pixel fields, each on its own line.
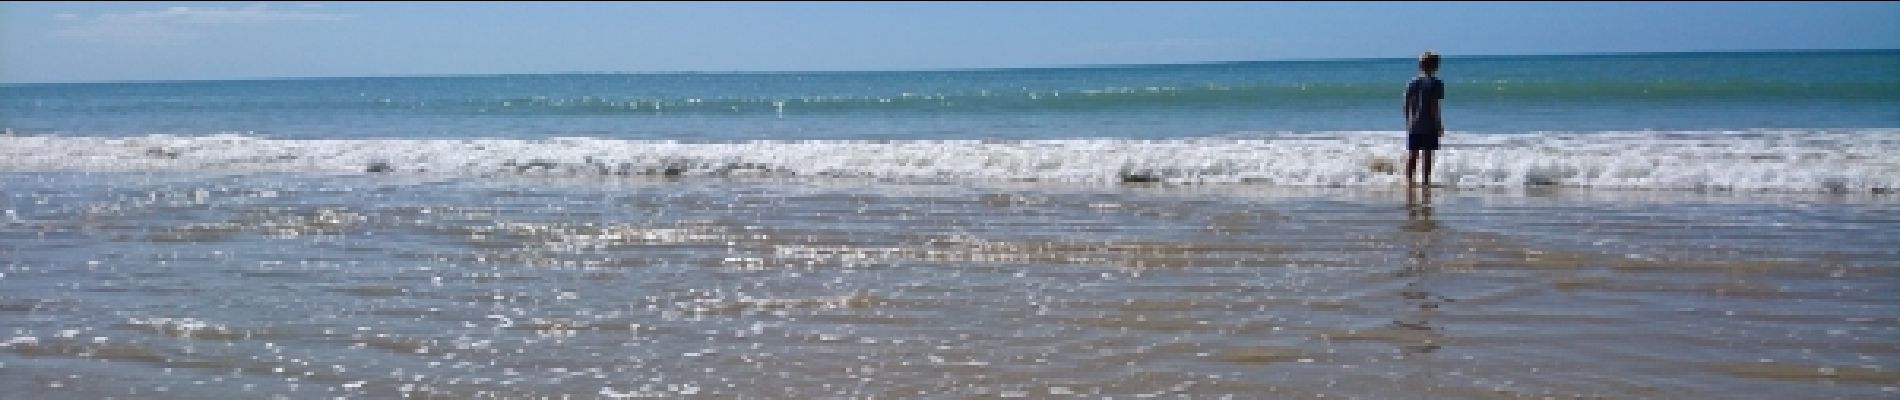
left=2, top=1, right=1897, bottom=83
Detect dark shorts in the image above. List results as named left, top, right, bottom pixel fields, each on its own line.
left=1407, top=133, right=1440, bottom=151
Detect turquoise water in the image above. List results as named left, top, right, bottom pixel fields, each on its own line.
left=5, top=50, right=1897, bottom=139
left=6, top=50, right=1898, bottom=192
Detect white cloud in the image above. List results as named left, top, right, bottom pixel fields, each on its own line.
left=50, top=3, right=354, bottom=46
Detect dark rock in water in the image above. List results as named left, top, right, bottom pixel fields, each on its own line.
left=1821, top=179, right=1848, bottom=194
left=366, top=162, right=393, bottom=173
left=1120, top=173, right=1161, bottom=183
left=1522, top=167, right=1567, bottom=187
left=662, top=167, right=685, bottom=176
left=511, top=160, right=559, bottom=172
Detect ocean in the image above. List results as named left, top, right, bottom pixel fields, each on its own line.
left=2, top=50, right=1897, bottom=398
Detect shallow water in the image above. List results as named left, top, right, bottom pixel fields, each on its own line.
left=2, top=172, right=1895, bottom=399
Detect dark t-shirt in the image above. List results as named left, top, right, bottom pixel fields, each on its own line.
left=1405, top=76, right=1444, bottom=136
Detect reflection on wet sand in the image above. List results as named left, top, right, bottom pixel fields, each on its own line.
left=1396, top=187, right=1449, bottom=355
left=0, top=173, right=1896, bottom=398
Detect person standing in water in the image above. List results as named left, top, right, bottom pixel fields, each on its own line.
left=1404, top=51, right=1445, bottom=187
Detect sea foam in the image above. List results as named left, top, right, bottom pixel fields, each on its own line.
left=3, top=130, right=1895, bottom=192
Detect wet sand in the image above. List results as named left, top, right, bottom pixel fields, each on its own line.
left=1, top=172, right=1896, bottom=398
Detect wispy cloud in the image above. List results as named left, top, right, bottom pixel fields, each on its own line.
left=1086, top=38, right=1233, bottom=53
left=51, top=3, right=354, bottom=46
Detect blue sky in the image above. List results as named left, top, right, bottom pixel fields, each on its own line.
left=2, top=1, right=1896, bottom=83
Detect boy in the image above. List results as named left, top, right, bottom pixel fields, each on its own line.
left=1404, top=51, right=1445, bottom=187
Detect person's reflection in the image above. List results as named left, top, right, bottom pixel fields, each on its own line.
left=1395, top=187, right=1446, bottom=354
left=1399, top=187, right=1439, bottom=274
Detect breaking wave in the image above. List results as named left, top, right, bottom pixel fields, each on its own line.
left=4, top=129, right=1896, bottom=193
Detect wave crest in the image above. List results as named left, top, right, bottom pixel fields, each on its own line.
left=3, top=130, right=1896, bottom=193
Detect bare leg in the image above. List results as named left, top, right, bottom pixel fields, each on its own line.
left=1404, top=150, right=1420, bottom=186
left=1419, top=150, right=1435, bottom=187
